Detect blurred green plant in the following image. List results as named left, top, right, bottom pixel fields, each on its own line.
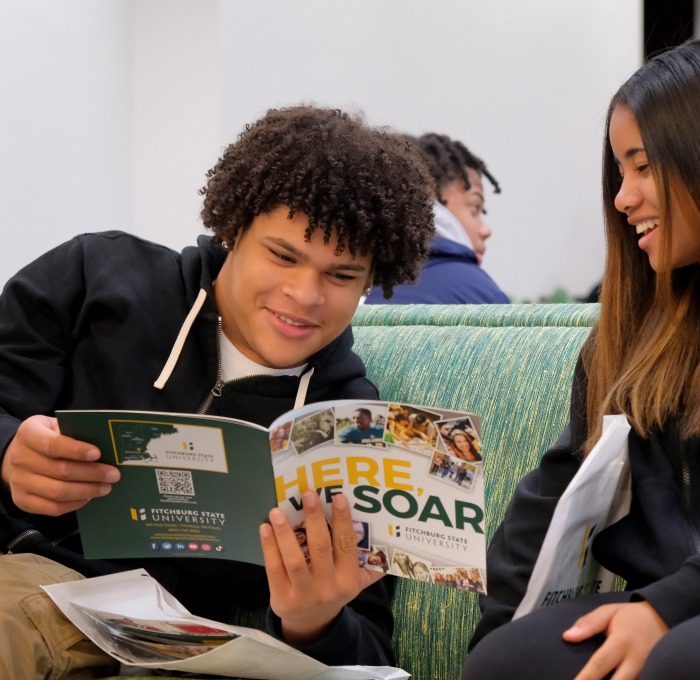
left=511, top=287, right=577, bottom=304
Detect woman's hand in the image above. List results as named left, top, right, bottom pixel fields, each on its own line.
left=260, top=489, right=384, bottom=646
left=563, top=601, right=668, bottom=679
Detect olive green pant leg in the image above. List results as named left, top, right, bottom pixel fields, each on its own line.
left=0, top=554, right=119, bottom=680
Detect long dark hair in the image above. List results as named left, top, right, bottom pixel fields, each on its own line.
left=584, top=39, right=700, bottom=453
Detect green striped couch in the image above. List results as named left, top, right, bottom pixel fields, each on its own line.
left=111, top=302, right=599, bottom=680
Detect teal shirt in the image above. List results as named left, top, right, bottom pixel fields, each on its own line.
left=338, top=425, right=385, bottom=444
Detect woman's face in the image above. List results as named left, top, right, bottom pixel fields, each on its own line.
left=319, top=416, right=333, bottom=434
left=454, top=433, right=470, bottom=453
left=609, top=105, right=700, bottom=271
left=413, top=563, right=430, bottom=581
left=367, top=552, right=385, bottom=567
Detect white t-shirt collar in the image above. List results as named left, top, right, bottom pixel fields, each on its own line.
left=219, top=331, right=308, bottom=382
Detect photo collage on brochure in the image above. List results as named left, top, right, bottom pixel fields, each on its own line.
left=269, top=402, right=485, bottom=593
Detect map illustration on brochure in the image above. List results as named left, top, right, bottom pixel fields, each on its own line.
left=57, top=399, right=487, bottom=592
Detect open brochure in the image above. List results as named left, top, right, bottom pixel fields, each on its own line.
left=43, top=568, right=409, bottom=679
left=57, top=399, right=487, bottom=591
left=513, top=415, right=631, bottom=619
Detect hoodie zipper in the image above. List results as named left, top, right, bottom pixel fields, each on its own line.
left=196, top=318, right=271, bottom=414
left=679, top=438, right=700, bottom=553
left=5, top=529, right=42, bottom=554
left=197, top=318, right=231, bottom=414
left=4, top=527, right=80, bottom=555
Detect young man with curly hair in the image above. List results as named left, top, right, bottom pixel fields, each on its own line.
left=0, top=106, right=435, bottom=677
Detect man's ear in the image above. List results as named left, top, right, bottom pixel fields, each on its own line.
left=229, top=227, right=248, bottom=253
left=363, top=269, right=374, bottom=294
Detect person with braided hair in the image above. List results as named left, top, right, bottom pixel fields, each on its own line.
left=0, top=105, right=435, bottom=677
left=365, top=132, right=509, bottom=304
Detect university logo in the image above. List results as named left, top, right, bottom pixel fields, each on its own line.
left=130, top=507, right=147, bottom=521
left=578, top=523, right=597, bottom=569
left=388, top=524, right=401, bottom=538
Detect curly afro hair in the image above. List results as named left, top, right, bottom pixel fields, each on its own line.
left=200, top=106, right=435, bottom=299
left=413, top=133, right=501, bottom=202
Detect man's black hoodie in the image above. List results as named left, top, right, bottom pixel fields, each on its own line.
left=0, top=231, right=394, bottom=666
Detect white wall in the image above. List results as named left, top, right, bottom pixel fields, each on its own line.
left=217, top=0, right=643, bottom=300
left=132, top=0, right=222, bottom=246
left=1, top=0, right=643, bottom=300
left=0, top=0, right=132, bottom=276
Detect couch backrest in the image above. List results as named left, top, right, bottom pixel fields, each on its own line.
left=351, top=303, right=598, bottom=680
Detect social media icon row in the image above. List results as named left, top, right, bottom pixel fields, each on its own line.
left=149, top=541, right=224, bottom=553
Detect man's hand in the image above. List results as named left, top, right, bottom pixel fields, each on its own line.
left=260, top=489, right=384, bottom=646
left=563, top=601, right=668, bottom=680
left=1, top=415, right=120, bottom=516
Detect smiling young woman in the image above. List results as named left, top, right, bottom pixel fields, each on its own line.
left=463, top=39, right=700, bottom=680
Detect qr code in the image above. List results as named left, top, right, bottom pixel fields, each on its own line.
left=155, top=469, right=195, bottom=496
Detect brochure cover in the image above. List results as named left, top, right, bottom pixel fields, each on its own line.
left=57, top=399, right=487, bottom=591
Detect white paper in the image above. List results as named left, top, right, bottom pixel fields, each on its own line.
left=43, top=569, right=409, bottom=680
left=513, top=415, right=631, bottom=619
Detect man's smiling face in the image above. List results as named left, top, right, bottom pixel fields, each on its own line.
left=215, top=206, right=372, bottom=369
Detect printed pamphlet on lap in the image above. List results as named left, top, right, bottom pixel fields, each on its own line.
left=57, top=399, right=486, bottom=591
left=43, top=568, right=410, bottom=679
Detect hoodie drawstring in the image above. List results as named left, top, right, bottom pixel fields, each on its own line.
left=153, top=288, right=208, bottom=390
left=154, top=287, right=316, bottom=409
left=294, top=366, right=315, bottom=409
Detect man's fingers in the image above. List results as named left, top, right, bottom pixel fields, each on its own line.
left=15, top=416, right=119, bottom=483
left=265, top=507, right=313, bottom=583
left=14, top=415, right=101, bottom=463
left=15, top=448, right=120, bottom=486
left=3, top=415, right=120, bottom=515
left=329, top=493, right=359, bottom=557
left=10, top=466, right=116, bottom=516
left=20, top=492, right=99, bottom=517
left=29, top=474, right=115, bottom=502
left=302, top=491, right=336, bottom=579
left=34, top=416, right=101, bottom=462
left=42, top=457, right=120, bottom=484
left=260, top=521, right=290, bottom=591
